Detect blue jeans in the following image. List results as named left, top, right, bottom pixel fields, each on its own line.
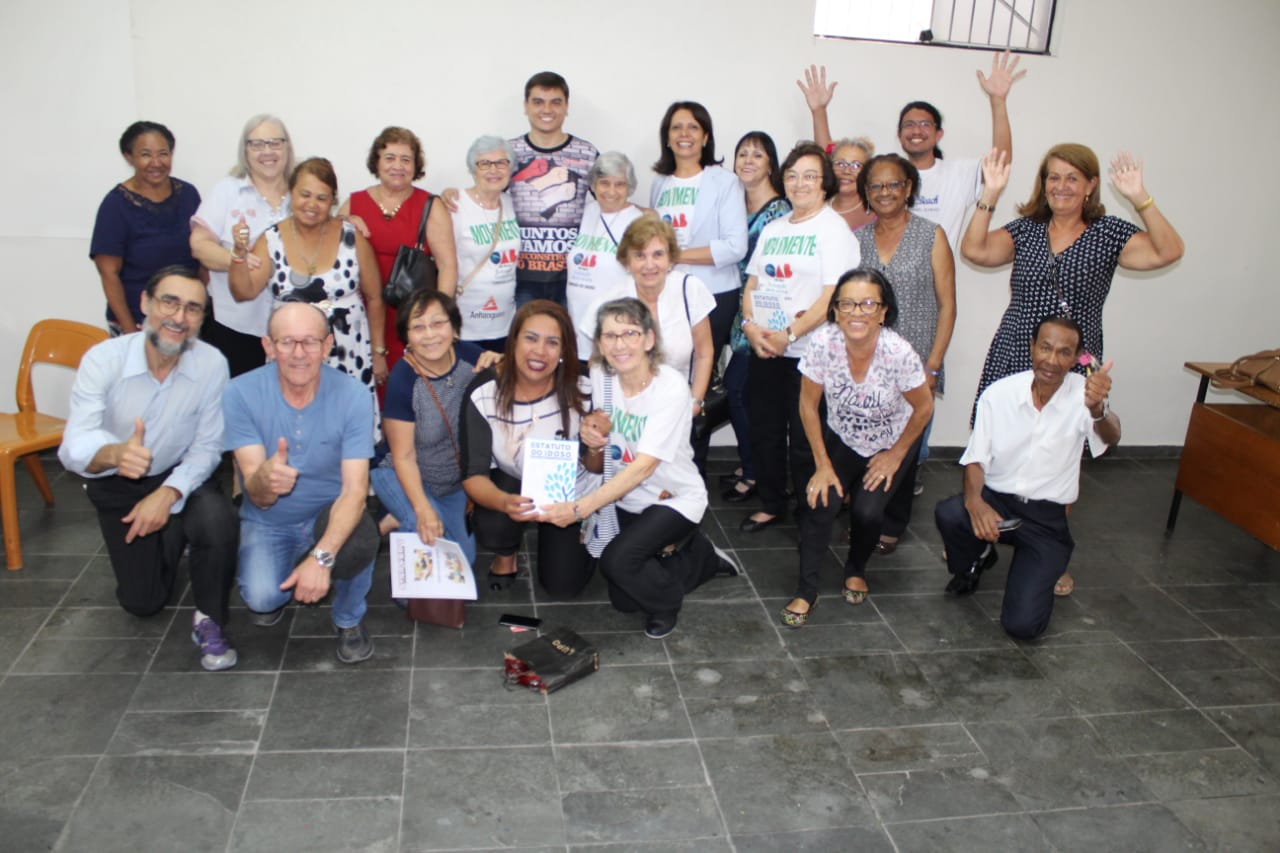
left=370, top=467, right=476, bottom=565
left=238, top=516, right=374, bottom=629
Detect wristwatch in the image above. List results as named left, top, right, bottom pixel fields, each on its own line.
left=1091, top=398, right=1111, bottom=422
left=739, top=316, right=753, bottom=329
left=312, top=548, right=336, bottom=570
left=786, top=326, right=797, bottom=344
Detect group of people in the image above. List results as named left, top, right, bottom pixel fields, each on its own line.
left=73, top=58, right=1183, bottom=670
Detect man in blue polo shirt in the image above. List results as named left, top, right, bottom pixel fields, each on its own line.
left=223, top=300, right=380, bottom=663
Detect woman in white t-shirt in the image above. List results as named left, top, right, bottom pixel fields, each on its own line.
left=739, top=143, right=861, bottom=534
left=649, top=101, right=748, bottom=357
left=542, top=298, right=741, bottom=640
left=783, top=269, right=932, bottom=626
left=566, top=151, right=648, bottom=355
left=451, top=135, right=522, bottom=352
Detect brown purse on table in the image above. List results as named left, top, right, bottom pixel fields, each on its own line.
left=1211, top=349, right=1280, bottom=393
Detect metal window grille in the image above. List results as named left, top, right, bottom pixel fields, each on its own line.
left=814, top=0, right=1056, bottom=54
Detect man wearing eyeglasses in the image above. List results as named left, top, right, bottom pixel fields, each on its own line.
left=222, top=300, right=380, bottom=664
left=60, top=266, right=239, bottom=671
left=798, top=50, right=1026, bottom=253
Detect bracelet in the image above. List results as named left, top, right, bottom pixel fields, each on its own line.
left=572, top=502, right=582, bottom=523
left=1133, top=196, right=1155, bottom=213
left=691, top=398, right=704, bottom=408
left=230, top=254, right=247, bottom=265
left=740, top=316, right=754, bottom=329
left=925, top=368, right=940, bottom=377
left=975, top=200, right=996, bottom=213
left=373, top=347, right=389, bottom=356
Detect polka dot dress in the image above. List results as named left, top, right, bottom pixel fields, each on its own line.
left=265, top=221, right=381, bottom=437
left=974, top=214, right=1140, bottom=416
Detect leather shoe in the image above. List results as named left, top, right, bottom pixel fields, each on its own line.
left=739, top=514, right=777, bottom=533
left=722, top=481, right=757, bottom=503
left=945, top=546, right=998, bottom=596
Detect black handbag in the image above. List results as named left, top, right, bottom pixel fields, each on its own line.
left=502, top=627, right=599, bottom=694
left=382, top=195, right=439, bottom=309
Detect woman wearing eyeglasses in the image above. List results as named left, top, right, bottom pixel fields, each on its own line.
left=855, top=154, right=956, bottom=554
left=738, top=142, right=860, bottom=534
left=340, top=127, right=458, bottom=376
left=962, top=143, right=1182, bottom=596
left=542, top=298, right=741, bottom=639
left=827, top=138, right=877, bottom=232
left=451, top=136, right=522, bottom=352
left=782, top=269, right=932, bottom=626
left=229, top=158, right=387, bottom=431
left=190, top=115, right=294, bottom=376
left=370, top=290, right=479, bottom=562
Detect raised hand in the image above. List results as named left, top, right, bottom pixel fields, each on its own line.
left=265, top=437, right=298, bottom=496
left=979, top=148, right=1011, bottom=199
left=976, top=49, right=1027, bottom=100
left=1109, top=152, right=1148, bottom=205
left=1084, top=359, right=1114, bottom=413
left=117, top=417, right=152, bottom=479
left=796, top=64, right=837, bottom=112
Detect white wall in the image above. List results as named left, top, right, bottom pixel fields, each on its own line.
left=2, top=0, right=1274, bottom=444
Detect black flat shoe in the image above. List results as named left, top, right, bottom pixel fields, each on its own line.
left=945, top=546, right=998, bottom=596
left=719, top=469, right=745, bottom=487
left=739, top=514, right=777, bottom=533
left=722, top=481, right=757, bottom=503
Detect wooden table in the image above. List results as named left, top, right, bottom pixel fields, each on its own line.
left=1167, top=362, right=1280, bottom=550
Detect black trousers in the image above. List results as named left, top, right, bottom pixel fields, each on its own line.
left=600, top=505, right=721, bottom=619
left=747, top=354, right=813, bottom=518
left=934, top=487, right=1073, bottom=640
left=199, top=315, right=266, bottom=379
left=84, top=472, right=237, bottom=625
left=471, top=469, right=592, bottom=599
left=795, top=430, right=919, bottom=603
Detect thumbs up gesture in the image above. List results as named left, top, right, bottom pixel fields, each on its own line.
left=265, top=437, right=298, bottom=496
left=232, top=215, right=251, bottom=255
left=117, top=418, right=153, bottom=479
left=1084, top=358, right=1114, bottom=415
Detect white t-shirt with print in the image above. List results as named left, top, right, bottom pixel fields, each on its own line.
left=578, top=271, right=715, bottom=379
left=913, top=157, right=982, bottom=255
left=567, top=200, right=644, bottom=347
left=653, top=172, right=701, bottom=251
left=799, top=324, right=926, bottom=457
left=746, top=206, right=860, bottom=358
left=592, top=364, right=707, bottom=524
left=453, top=192, right=521, bottom=340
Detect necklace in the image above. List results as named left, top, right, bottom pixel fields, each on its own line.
left=790, top=206, right=822, bottom=225
left=372, top=187, right=409, bottom=220
left=831, top=199, right=861, bottom=215
left=468, top=188, right=501, bottom=210
left=291, top=219, right=329, bottom=275
left=619, top=369, right=655, bottom=397
left=419, top=348, right=457, bottom=388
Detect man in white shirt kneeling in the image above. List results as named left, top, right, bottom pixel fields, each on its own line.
left=935, top=315, right=1121, bottom=639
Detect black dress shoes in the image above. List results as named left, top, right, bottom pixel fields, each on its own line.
left=739, top=514, right=777, bottom=533
left=945, top=545, right=998, bottom=596
left=722, top=481, right=758, bottom=503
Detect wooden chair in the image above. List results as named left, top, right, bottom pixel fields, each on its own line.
left=1, top=319, right=109, bottom=569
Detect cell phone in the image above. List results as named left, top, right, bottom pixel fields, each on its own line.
left=996, top=517, right=1023, bottom=532
left=499, top=613, right=543, bottom=630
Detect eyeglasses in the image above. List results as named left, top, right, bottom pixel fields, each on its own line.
left=272, top=336, right=325, bottom=353
left=832, top=160, right=863, bottom=172
left=152, top=294, right=206, bottom=319
left=835, top=298, right=884, bottom=315
left=899, top=120, right=936, bottom=132
left=867, top=181, right=907, bottom=194
left=475, top=159, right=511, bottom=171
left=246, top=138, right=287, bottom=151
left=783, top=171, right=823, bottom=185
left=412, top=319, right=454, bottom=334
left=600, top=329, right=644, bottom=345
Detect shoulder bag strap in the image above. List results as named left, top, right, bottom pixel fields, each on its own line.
left=415, top=194, right=434, bottom=249
left=681, top=274, right=694, bottom=384
left=406, top=352, right=464, bottom=474
left=457, top=201, right=504, bottom=299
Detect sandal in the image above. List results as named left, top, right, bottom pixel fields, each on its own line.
left=843, top=581, right=869, bottom=606
left=1054, top=572, right=1074, bottom=597
left=780, top=598, right=816, bottom=628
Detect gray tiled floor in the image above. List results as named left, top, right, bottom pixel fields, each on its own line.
left=1, top=454, right=1279, bottom=852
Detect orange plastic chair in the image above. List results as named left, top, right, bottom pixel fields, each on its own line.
left=0, top=319, right=109, bottom=569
